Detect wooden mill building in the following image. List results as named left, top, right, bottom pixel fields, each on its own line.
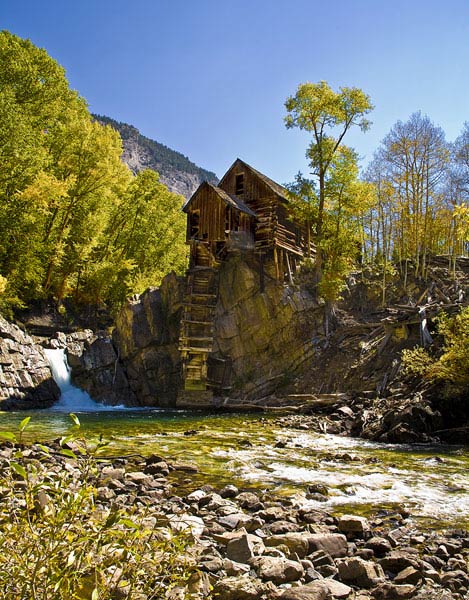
left=178, top=158, right=315, bottom=393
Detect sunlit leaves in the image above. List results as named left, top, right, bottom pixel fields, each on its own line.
left=0, top=31, right=187, bottom=311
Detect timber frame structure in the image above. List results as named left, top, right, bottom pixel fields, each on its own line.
left=178, top=158, right=315, bottom=394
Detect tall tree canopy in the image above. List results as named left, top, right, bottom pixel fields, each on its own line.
left=364, top=112, right=453, bottom=280
left=285, top=81, right=373, bottom=241
left=285, top=81, right=374, bottom=300
left=0, top=31, right=187, bottom=313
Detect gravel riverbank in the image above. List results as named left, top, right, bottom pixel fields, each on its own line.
left=0, top=439, right=467, bottom=599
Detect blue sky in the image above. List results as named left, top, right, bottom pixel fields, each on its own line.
left=2, top=0, right=469, bottom=183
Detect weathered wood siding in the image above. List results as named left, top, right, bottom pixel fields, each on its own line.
left=220, top=164, right=314, bottom=257
left=186, top=186, right=226, bottom=243
left=186, top=185, right=254, bottom=245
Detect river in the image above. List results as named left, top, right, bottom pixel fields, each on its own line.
left=0, top=349, right=467, bottom=531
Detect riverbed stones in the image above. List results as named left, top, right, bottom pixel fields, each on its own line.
left=336, top=556, right=386, bottom=587
left=250, top=555, right=305, bottom=584
left=338, top=515, right=371, bottom=538
left=1, top=440, right=467, bottom=600
left=307, top=533, right=348, bottom=558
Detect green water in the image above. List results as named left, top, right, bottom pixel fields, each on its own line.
left=0, top=409, right=467, bottom=529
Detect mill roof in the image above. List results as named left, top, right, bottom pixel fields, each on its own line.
left=219, top=158, right=290, bottom=203
left=183, top=182, right=258, bottom=217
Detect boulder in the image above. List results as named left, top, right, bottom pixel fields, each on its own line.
left=378, top=551, right=419, bottom=574
left=213, top=576, right=275, bottom=600
left=393, top=566, right=422, bottom=585
left=226, top=533, right=258, bottom=564
left=307, top=533, right=348, bottom=558
left=265, top=532, right=311, bottom=558
left=336, top=556, right=385, bottom=588
left=338, top=515, right=371, bottom=538
left=251, top=555, right=304, bottom=584
left=371, top=582, right=417, bottom=599
left=278, top=581, right=330, bottom=600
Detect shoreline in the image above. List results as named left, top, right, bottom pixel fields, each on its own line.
left=0, top=438, right=467, bottom=599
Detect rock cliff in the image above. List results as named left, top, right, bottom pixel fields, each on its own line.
left=111, top=257, right=322, bottom=406
left=212, top=256, right=321, bottom=399
left=0, top=316, right=59, bottom=409
left=64, top=330, right=137, bottom=406
left=112, top=272, right=185, bottom=405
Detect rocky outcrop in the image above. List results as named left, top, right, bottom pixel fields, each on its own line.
left=62, top=331, right=137, bottom=406
left=0, top=316, right=59, bottom=409
left=213, top=256, right=320, bottom=399
left=113, top=272, right=184, bottom=406
left=111, top=257, right=321, bottom=406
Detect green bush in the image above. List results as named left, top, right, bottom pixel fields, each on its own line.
left=401, top=307, right=469, bottom=391
left=0, top=419, right=194, bottom=599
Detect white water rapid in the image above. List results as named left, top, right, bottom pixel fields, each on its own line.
left=44, top=348, right=122, bottom=412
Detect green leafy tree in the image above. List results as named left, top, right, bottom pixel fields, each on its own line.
left=402, top=307, right=469, bottom=391
left=0, top=31, right=187, bottom=312
left=285, top=81, right=373, bottom=242
left=83, top=170, right=187, bottom=307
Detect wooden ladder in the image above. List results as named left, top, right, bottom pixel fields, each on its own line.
left=179, top=243, right=219, bottom=390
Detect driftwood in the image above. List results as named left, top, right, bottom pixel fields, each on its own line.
left=287, top=393, right=349, bottom=407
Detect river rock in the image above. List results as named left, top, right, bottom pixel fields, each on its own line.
left=393, top=566, right=422, bottom=585
left=168, top=513, right=205, bottom=538
left=0, top=316, right=60, bottom=409
left=265, top=532, right=310, bottom=558
left=370, top=582, right=417, bottom=599
left=338, top=515, right=371, bottom=538
left=278, top=581, right=330, bottom=600
left=250, top=555, right=305, bottom=584
left=336, top=556, right=385, bottom=588
left=365, top=536, right=393, bottom=557
left=226, top=533, right=257, bottom=563
left=307, top=533, right=348, bottom=558
left=323, top=579, right=353, bottom=598
left=236, top=491, right=264, bottom=511
left=212, top=576, right=274, bottom=600
left=378, top=551, right=419, bottom=573
left=220, top=484, right=239, bottom=498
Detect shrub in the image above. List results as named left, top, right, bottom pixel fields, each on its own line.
left=0, top=419, right=194, bottom=599
left=401, top=307, right=469, bottom=392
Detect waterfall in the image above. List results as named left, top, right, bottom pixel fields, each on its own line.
left=44, top=348, right=120, bottom=412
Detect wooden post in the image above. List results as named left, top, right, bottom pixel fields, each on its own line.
left=274, top=247, right=279, bottom=280
left=259, top=252, right=265, bottom=292
left=286, top=252, right=294, bottom=285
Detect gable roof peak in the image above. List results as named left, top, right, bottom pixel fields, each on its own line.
left=220, top=158, right=289, bottom=202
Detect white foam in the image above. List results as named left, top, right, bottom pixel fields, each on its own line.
left=44, top=348, right=127, bottom=412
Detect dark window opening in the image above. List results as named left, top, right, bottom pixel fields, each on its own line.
left=235, top=173, right=244, bottom=195
left=190, top=210, right=200, bottom=238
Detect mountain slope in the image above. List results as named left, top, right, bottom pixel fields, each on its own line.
left=94, top=114, right=218, bottom=198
